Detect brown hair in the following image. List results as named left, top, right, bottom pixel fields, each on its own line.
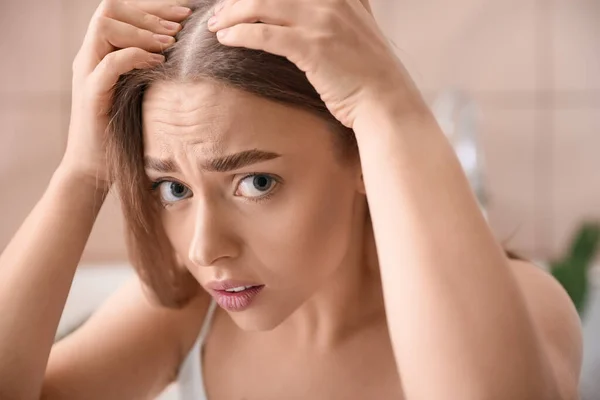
left=107, top=0, right=355, bottom=308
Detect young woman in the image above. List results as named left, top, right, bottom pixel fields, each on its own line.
left=0, top=0, right=582, bottom=399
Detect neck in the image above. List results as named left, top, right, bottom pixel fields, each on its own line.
left=276, top=211, right=384, bottom=349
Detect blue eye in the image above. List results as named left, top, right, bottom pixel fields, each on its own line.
left=236, top=174, right=277, bottom=199
left=155, top=181, right=192, bottom=204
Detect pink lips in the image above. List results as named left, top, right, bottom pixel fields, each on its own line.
left=206, top=280, right=265, bottom=312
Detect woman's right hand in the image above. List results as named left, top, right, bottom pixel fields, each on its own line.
left=60, top=0, right=192, bottom=190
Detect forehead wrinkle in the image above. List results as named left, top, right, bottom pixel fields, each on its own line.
left=146, top=115, right=229, bottom=152
left=144, top=94, right=229, bottom=140
left=146, top=102, right=233, bottom=142
left=145, top=81, right=228, bottom=116
left=143, top=80, right=291, bottom=164
left=147, top=100, right=226, bottom=122
left=149, top=133, right=226, bottom=168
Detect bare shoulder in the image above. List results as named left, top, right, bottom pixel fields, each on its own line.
left=509, top=259, right=583, bottom=400
left=42, top=276, right=210, bottom=400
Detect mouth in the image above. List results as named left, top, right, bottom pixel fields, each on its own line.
left=221, top=285, right=261, bottom=293
left=206, top=280, right=265, bottom=312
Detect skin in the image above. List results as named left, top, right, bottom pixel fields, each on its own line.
left=0, top=0, right=582, bottom=399
left=143, top=79, right=401, bottom=399
left=142, top=80, right=377, bottom=334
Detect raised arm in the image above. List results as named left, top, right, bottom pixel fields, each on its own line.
left=0, top=1, right=193, bottom=398
left=0, top=170, right=107, bottom=399
left=353, top=101, right=582, bottom=400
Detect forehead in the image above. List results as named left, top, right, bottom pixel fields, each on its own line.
left=141, top=80, right=325, bottom=157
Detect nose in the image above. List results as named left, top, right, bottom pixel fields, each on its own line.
left=188, top=200, right=240, bottom=267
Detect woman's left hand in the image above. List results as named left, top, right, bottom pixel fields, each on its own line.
left=208, top=0, right=421, bottom=128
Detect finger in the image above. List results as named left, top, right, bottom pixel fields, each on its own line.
left=128, top=0, right=193, bottom=22
left=77, top=16, right=175, bottom=75
left=216, top=23, right=305, bottom=64
left=102, top=17, right=176, bottom=51
left=76, top=0, right=186, bottom=78
left=89, top=47, right=164, bottom=95
left=105, top=0, right=188, bottom=36
left=209, top=0, right=302, bottom=31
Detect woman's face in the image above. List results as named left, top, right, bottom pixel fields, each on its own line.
left=142, top=80, right=366, bottom=331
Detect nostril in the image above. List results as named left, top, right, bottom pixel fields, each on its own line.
left=188, top=245, right=231, bottom=268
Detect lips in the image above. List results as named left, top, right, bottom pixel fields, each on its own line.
left=206, top=280, right=265, bottom=312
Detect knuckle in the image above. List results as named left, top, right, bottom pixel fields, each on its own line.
left=127, top=46, right=144, bottom=56
left=127, top=47, right=146, bottom=61
left=134, top=25, right=149, bottom=39
left=100, top=0, right=120, bottom=16
left=141, top=13, right=160, bottom=28
left=312, top=30, right=334, bottom=50
left=94, top=15, right=110, bottom=34
left=257, top=24, right=273, bottom=42
left=104, top=0, right=120, bottom=10
left=100, top=51, right=118, bottom=72
left=136, top=27, right=154, bottom=44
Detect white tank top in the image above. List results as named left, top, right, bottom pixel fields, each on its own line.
left=177, top=300, right=218, bottom=400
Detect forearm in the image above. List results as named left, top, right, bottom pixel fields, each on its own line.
left=354, top=103, right=557, bottom=399
left=0, top=167, right=107, bottom=399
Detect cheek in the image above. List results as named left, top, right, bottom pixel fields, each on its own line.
left=160, top=209, right=194, bottom=263
left=248, top=174, right=358, bottom=287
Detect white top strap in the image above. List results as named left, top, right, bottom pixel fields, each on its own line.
left=178, top=300, right=218, bottom=400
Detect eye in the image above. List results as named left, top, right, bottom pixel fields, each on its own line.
left=235, top=174, right=277, bottom=199
left=154, top=181, right=192, bottom=204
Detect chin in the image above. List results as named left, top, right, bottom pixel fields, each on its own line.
left=225, top=298, right=302, bottom=332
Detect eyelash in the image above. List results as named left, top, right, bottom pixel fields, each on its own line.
left=236, top=174, right=280, bottom=204
left=148, top=174, right=280, bottom=207
left=148, top=178, right=180, bottom=208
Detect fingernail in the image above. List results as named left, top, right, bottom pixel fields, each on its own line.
left=160, top=20, right=180, bottom=31
left=207, top=16, right=217, bottom=27
left=151, top=54, right=165, bottom=62
left=154, top=34, right=175, bottom=44
left=216, top=28, right=228, bottom=39
left=172, top=6, right=192, bottom=16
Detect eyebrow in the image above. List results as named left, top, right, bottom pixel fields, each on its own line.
left=144, top=149, right=282, bottom=174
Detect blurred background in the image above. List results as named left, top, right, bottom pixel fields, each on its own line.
left=0, top=0, right=599, bottom=398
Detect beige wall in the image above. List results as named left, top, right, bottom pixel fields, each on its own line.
left=1, top=0, right=598, bottom=263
